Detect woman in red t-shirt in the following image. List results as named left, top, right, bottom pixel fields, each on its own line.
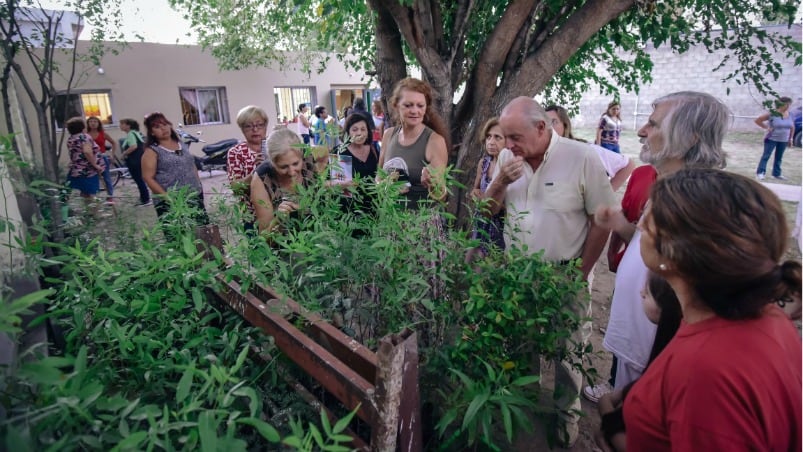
left=625, top=169, right=801, bottom=452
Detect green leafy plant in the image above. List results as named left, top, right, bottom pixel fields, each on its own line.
left=436, top=361, right=541, bottom=450
left=282, top=406, right=359, bottom=452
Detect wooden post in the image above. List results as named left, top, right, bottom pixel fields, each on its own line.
left=372, top=329, right=422, bottom=451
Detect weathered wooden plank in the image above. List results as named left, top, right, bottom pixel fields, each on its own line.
left=396, top=331, right=422, bottom=452
left=212, top=275, right=379, bottom=424
left=250, top=282, right=379, bottom=383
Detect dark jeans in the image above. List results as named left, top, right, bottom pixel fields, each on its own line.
left=100, top=155, right=114, bottom=197
left=302, top=134, right=311, bottom=145
left=756, top=139, right=788, bottom=177
left=600, top=142, right=620, bottom=153
left=125, top=151, right=150, bottom=204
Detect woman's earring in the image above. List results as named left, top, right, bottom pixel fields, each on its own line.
left=659, top=263, right=667, bottom=271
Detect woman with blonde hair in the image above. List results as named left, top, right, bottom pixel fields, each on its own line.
left=250, top=128, right=314, bottom=235
left=378, top=77, right=449, bottom=209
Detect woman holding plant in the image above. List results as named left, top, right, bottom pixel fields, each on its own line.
left=336, top=113, right=380, bottom=217
left=251, top=128, right=315, bottom=235
left=378, top=77, right=449, bottom=210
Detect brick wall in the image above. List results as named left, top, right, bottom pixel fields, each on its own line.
left=573, top=24, right=802, bottom=132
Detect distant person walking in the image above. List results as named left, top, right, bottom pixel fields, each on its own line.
left=755, top=96, right=795, bottom=181
left=596, top=101, right=622, bottom=153
left=372, top=100, right=385, bottom=151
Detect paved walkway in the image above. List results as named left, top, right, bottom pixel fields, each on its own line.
left=762, top=182, right=802, bottom=252
left=763, top=182, right=802, bottom=202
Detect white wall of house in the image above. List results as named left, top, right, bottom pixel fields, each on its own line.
left=4, top=41, right=373, bottom=171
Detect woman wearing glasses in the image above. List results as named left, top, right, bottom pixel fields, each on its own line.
left=142, top=112, right=208, bottom=228
left=227, top=106, right=269, bottom=230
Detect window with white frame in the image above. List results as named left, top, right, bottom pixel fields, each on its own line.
left=53, top=90, right=114, bottom=128
left=274, top=86, right=316, bottom=123
left=179, top=87, right=230, bottom=126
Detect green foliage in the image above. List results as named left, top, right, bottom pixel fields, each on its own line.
left=3, top=153, right=593, bottom=450
left=221, top=167, right=592, bottom=448
left=0, top=200, right=286, bottom=450
left=282, top=406, right=358, bottom=451
left=0, top=288, right=52, bottom=334
left=435, top=362, right=540, bottom=450
left=168, top=0, right=372, bottom=74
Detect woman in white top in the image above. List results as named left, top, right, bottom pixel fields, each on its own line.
left=296, top=103, right=311, bottom=145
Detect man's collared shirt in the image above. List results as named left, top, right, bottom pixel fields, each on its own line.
left=493, top=133, right=617, bottom=262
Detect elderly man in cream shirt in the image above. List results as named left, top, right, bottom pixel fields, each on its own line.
left=483, top=96, right=617, bottom=448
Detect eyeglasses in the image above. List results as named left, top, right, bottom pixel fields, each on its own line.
left=242, top=123, right=267, bottom=131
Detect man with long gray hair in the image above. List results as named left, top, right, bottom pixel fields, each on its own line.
left=588, top=92, right=729, bottom=403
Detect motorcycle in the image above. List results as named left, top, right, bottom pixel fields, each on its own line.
left=176, top=125, right=239, bottom=174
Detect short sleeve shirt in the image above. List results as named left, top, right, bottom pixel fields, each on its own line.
left=68, top=132, right=102, bottom=178
left=226, top=141, right=262, bottom=211
left=598, top=114, right=621, bottom=145
left=590, top=143, right=629, bottom=177
left=123, top=131, right=144, bottom=149
left=493, top=133, right=617, bottom=261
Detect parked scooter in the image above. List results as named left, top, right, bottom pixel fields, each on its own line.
left=176, top=125, right=238, bottom=173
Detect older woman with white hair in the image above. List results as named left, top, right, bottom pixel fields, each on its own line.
left=228, top=105, right=269, bottom=230
left=250, top=128, right=314, bottom=236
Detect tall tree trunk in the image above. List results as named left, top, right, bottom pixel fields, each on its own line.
left=369, top=0, right=408, bottom=124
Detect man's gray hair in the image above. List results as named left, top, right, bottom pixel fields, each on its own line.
left=652, top=91, right=729, bottom=169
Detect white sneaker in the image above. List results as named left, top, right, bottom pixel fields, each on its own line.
left=756, top=173, right=765, bottom=180
left=583, top=382, right=614, bottom=403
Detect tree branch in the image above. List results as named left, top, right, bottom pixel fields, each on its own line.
left=454, top=0, right=538, bottom=126
left=501, top=0, right=636, bottom=100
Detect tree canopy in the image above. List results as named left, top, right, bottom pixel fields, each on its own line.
left=170, top=0, right=801, bottom=217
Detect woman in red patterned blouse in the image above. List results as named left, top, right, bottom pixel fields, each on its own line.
left=227, top=105, right=269, bottom=230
